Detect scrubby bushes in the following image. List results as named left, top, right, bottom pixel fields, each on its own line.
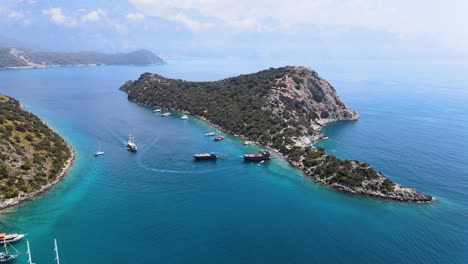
left=0, top=95, right=72, bottom=201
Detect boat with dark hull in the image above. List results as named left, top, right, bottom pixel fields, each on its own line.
left=213, top=136, right=224, bottom=141
left=243, top=151, right=271, bottom=161
left=194, top=152, right=218, bottom=160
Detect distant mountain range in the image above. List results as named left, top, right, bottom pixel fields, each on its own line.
left=0, top=47, right=165, bottom=69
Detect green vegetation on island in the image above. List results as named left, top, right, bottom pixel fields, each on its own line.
left=120, top=66, right=432, bottom=202
left=0, top=94, right=73, bottom=207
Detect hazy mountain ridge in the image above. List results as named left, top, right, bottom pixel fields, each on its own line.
left=0, top=47, right=165, bottom=69
left=120, top=66, right=432, bottom=202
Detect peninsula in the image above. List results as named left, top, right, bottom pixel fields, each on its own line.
left=120, top=66, right=432, bottom=202
left=0, top=48, right=165, bottom=69
left=0, top=94, right=74, bottom=209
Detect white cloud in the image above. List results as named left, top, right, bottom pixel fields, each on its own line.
left=7, top=11, right=24, bottom=21
left=126, top=12, right=145, bottom=22
left=82, top=9, right=106, bottom=22
left=129, top=0, right=468, bottom=50
left=42, top=8, right=67, bottom=24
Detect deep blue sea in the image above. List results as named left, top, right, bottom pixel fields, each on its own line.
left=0, top=59, right=467, bottom=264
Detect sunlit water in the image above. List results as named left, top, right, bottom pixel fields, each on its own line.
left=0, top=59, right=466, bottom=263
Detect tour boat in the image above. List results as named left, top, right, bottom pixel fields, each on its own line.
left=126, top=134, right=138, bottom=152
left=204, top=132, right=215, bottom=136
left=214, top=136, right=224, bottom=141
left=194, top=152, right=218, bottom=160
left=0, top=234, right=25, bottom=244
left=243, top=151, right=271, bottom=161
left=161, top=112, right=171, bottom=117
left=180, top=115, right=188, bottom=120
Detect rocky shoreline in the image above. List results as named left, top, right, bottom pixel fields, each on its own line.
left=121, top=66, right=432, bottom=203
left=197, top=113, right=432, bottom=203
left=133, top=103, right=432, bottom=203
left=0, top=101, right=76, bottom=211
left=0, top=143, right=75, bottom=211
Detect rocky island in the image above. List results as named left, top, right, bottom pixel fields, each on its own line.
left=0, top=48, right=165, bottom=69
left=0, top=94, right=74, bottom=209
left=120, top=66, right=432, bottom=202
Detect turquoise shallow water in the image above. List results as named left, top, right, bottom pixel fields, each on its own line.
left=0, top=60, right=467, bottom=263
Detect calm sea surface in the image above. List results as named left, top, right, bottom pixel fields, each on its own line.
left=0, top=59, right=467, bottom=263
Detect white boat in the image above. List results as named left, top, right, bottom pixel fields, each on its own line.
left=161, top=112, right=171, bottom=117
left=244, top=141, right=252, bottom=145
left=205, top=132, right=215, bottom=136
left=94, top=144, right=104, bottom=156
left=126, top=134, right=138, bottom=152
left=0, top=234, right=25, bottom=244
left=153, top=109, right=161, bottom=112
left=180, top=115, right=188, bottom=120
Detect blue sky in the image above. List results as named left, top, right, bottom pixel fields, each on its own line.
left=1, top=0, right=467, bottom=60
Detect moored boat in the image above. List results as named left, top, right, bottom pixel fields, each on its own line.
left=243, top=151, right=271, bottom=161
left=180, top=115, right=188, bottom=120
left=204, top=132, right=215, bottom=136
left=153, top=109, right=161, bottom=112
left=161, top=112, right=171, bottom=117
left=214, top=136, right=224, bottom=141
left=194, top=152, right=218, bottom=160
left=126, top=134, right=138, bottom=152
left=0, top=239, right=21, bottom=262
left=0, top=234, right=25, bottom=244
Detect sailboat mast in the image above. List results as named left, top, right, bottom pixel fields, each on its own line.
left=54, top=239, right=60, bottom=264
left=3, top=238, right=7, bottom=254
left=26, top=240, right=34, bottom=264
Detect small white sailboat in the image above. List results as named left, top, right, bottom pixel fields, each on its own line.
left=153, top=108, right=161, bottom=113
left=161, top=112, right=171, bottom=117
left=94, top=144, right=104, bottom=156
left=126, top=134, right=138, bottom=152
left=180, top=115, right=188, bottom=120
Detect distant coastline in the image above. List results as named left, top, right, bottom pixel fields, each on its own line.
left=1, top=63, right=160, bottom=70
left=0, top=47, right=165, bottom=69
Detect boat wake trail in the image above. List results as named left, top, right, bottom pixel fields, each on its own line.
left=137, top=162, right=233, bottom=174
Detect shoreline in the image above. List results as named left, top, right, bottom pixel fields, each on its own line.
left=0, top=63, right=166, bottom=71
left=0, top=109, right=76, bottom=211
left=0, top=143, right=75, bottom=211
left=150, top=106, right=432, bottom=203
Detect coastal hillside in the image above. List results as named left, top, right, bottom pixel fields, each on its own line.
left=120, top=66, right=432, bottom=202
left=0, top=94, right=73, bottom=208
left=0, top=48, right=165, bottom=69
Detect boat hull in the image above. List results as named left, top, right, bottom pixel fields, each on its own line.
left=243, top=151, right=271, bottom=162
left=0, top=234, right=25, bottom=244
left=194, top=153, right=218, bottom=160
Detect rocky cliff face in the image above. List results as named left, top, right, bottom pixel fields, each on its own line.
left=120, top=66, right=432, bottom=202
